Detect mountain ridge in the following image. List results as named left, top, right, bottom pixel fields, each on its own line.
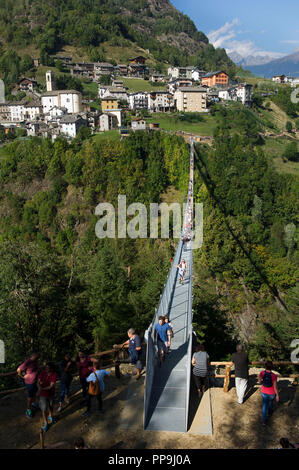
left=0, top=0, right=237, bottom=75
left=245, top=48, right=299, bottom=77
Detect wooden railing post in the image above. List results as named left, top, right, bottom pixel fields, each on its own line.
left=223, top=364, right=231, bottom=392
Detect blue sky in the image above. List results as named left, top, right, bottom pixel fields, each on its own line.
left=171, top=0, right=299, bottom=58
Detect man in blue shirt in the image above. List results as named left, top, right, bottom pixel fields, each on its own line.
left=82, top=361, right=110, bottom=417
left=154, top=316, right=172, bottom=367
left=122, top=328, right=143, bottom=380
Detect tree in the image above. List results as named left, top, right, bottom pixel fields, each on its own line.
left=286, top=121, right=293, bottom=133
left=283, top=141, right=298, bottom=161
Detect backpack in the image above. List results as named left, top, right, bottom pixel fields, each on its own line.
left=88, top=372, right=100, bottom=396
left=262, top=370, right=273, bottom=388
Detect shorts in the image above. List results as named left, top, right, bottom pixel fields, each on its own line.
left=157, top=339, right=168, bottom=352
left=193, top=374, right=207, bottom=389
left=39, top=396, right=55, bottom=412
left=25, top=383, right=38, bottom=398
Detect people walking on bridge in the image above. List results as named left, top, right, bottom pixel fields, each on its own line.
left=181, top=259, right=187, bottom=280
left=77, top=351, right=92, bottom=403
left=58, top=353, right=75, bottom=412
left=154, top=316, right=172, bottom=367
left=192, top=344, right=210, bottom=396
left=121, top=328, right=143, bottom=380
left=231, top=344, right=249, bottom=405
left=82, top=361, right=110, bottom=417
left=38, top=362, right=57, bottom=432
left=17, top=351, right=40, bottom=419
left=164, top=316, right=174, bottom=353
left=258, top=360, right=279, bottom=426
left=177, top=262, right=185, bottom=285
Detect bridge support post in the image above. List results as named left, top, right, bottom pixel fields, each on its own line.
left=223, top=364, right=231, bottom=392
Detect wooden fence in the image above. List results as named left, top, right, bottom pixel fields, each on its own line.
left=210, top=361, right=298, bottom=392
left=1, top=351, right=298, bottom=396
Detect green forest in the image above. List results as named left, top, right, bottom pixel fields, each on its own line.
left=0, top=131, right=190, bottom=371
left=192, top=108, right=299, bottom=363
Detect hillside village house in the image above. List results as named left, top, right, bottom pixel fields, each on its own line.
left=272, top=75, right=288, bottom=83
left=16, top=78, right=38, bottom=92
left=148, top=91, right=175, bottom=112
left=44, top=105, right=67, bottom=122
left=70, top=62, right=94, bottom=80
left=128, top=91, right=148, bottom=110
left=8, top=101, right=42, bottom=122
left=98, top=85, right=128, bottom=102
left=112, top=79, right=124, bottom=88
left=0, top=102, right=10, bottom=121
left=201, top=71, right=229, bottom=87
left=94, top=62, right=115, bottom=80
left=167, top=66, right=195, bottom=80
left=150, top=74, right=166, bottom=83
left=115, top=64, right=128, bottom=76
left=128, top=64, right=147, bottom=77
left=41, top=90, right=83, bottom=115
left=218, top=83, right=252, bottom=106
left=101, top=96, right=122, bottom=126
left=174, top=87, right=207, bottom=112
left=131, top=118, right=147, bottom=131
left=167, top=79, right=193, bottom=95
left=60, top=114, right=86, bottom=138
left=129, top=56, right=146, bottom=65
left=191, top=69, right=207, bottom=82
left=99, top=113, right=118, bottom=132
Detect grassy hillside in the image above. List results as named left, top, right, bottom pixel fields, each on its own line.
left=0, top=0, right=237, bottom=84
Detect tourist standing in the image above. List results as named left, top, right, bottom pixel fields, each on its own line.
left=17, top=351, right=40, bottom=419
left=231, top=344, right=249, bottom=405
left=192, top=344, right=210, bottom=395
left=258, top=360, right=279, bottom=425
left=121, top=328, right=143, bottom=380
left=58, top=353, right=74, bottom=412
left=77, top=351, right=92, bottom=402
left=82, top=361, right=110, bottom=417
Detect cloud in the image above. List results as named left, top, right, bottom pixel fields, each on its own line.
left=208, top=18, right=239, bottom=48
left=208, top=20, right=284, bottom=60
left=281, top=40, right=299, bottom=44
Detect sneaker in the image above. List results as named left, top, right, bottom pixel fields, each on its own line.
left=64, top=397, right=70, bottom=405
left=42, top=423, right=49, bottom=432
left=26, top=409, right=33, bottom=419
left=47, top=416, right=56, bottom=424
left=57, top=404, right=62, bottom=413
left=81, top=411, right=90, bottom=418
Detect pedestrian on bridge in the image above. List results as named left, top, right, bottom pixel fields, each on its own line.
left=231, top=344, right=249, bottom=405
left=192, top=344, right=210, bottom=396
left=154, top=316, right=172, bottom=367
left=177, top=263, right=185, bottom=285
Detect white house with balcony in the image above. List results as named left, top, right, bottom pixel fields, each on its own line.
left=128, top=92, right=148, bottom=110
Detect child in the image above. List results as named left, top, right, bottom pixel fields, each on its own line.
left=164, top=316, right=174, bottom=352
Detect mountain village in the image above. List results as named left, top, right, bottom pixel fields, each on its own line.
left=0, top=55, right=256, bottom=140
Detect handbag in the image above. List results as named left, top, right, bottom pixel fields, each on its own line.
left=88, top=372, right=100, bottom=396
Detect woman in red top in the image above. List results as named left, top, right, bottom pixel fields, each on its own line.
left=38, top=362, right=57, bottom=432
left=258, top=360, right=279, bottom=425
